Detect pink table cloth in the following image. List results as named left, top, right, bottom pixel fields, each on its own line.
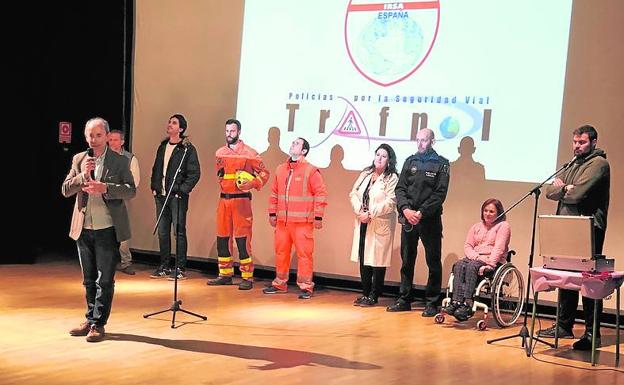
left=530, top=267, right=624, bottom=299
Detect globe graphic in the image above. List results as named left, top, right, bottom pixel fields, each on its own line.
left=357, top=17, right=424, bottom=76
left=439, top=117, right=460, bottom=139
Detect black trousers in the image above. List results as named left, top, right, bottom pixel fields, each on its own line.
left=398, top=215, right=443, bottom=306
left=155, top=194, right=189, bottom=269
left=358, top=223, right=386, bottom=300
left=557, top=227, right=605, bottom=336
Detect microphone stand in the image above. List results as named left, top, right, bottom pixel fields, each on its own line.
left=143, top=144, right=207, bottom=328
left=486, top=159, right=575, bottom=355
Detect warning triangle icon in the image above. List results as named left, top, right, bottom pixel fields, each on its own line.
left=338, top=110, right=361, bottom=134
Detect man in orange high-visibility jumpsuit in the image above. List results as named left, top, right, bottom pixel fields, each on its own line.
left=263, top=137, right=327, bottom=299
left=207, top=119, right=269, bottom=290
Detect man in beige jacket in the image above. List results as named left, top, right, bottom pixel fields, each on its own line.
left=62, top=117, right=136, bottom=342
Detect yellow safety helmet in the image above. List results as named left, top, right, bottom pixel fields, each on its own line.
left=235, top=170, right=255, bottom=191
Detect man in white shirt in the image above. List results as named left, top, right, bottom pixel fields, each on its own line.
left=108, top=129, right=140, bottom=275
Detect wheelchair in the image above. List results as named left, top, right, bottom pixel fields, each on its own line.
left=434, top=250, right=525, bottom=330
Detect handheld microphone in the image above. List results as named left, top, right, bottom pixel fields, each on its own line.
left=87, top=148, right=96, bottom=180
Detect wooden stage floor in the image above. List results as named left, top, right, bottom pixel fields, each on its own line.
left=0, top=259, right=622, bottom=385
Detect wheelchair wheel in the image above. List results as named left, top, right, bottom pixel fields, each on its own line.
left=434, top=314, right=445, bottom=324
left=477, top=319, right=487, bottom=331
left=491, top=264, right=525, bottom=328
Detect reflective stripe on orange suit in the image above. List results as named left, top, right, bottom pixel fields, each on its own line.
left=215, top=140, right=269, bottom=278
left=268, top=157, right=327, bottom=291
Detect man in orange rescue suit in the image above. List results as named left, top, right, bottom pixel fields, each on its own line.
left=207, top=119, right=270, bottom=290
left=263, top=137, right=328, bottom=299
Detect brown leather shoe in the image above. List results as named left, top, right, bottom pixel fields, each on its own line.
left=69, top=322, right=91, bottom=336
left=86, top=325, right=105, bottom=342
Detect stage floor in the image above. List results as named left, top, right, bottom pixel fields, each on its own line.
left=0, top=259, right=621, bottom=384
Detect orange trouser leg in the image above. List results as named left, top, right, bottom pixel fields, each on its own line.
left=216, top=199, right=234, bottom=277
left=272, top=221, right=293, bottom=290
left=232, top=198, right=254, bottom=280
left=292, top=222, right=315, bottom=292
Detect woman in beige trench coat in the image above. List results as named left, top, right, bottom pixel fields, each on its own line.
left=349, top=144, right=399, bottom=307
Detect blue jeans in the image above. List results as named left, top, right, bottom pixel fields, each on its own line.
left=155, top=195, right=188, bottom=269
left=76, top=227, right=120, bottom=326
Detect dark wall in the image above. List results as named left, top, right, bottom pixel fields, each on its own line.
left=8, top=1, right=132, bottom=262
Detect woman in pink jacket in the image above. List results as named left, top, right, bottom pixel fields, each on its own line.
left=444, top=198, right=511, bottom=321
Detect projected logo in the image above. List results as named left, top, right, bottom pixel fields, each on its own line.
left=344, top=1, right=441, bottom=87
left=304, top=96, right=488, bottom=155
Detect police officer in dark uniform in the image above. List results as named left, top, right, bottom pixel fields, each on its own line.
left=387, top=128, right=450, bottom=317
